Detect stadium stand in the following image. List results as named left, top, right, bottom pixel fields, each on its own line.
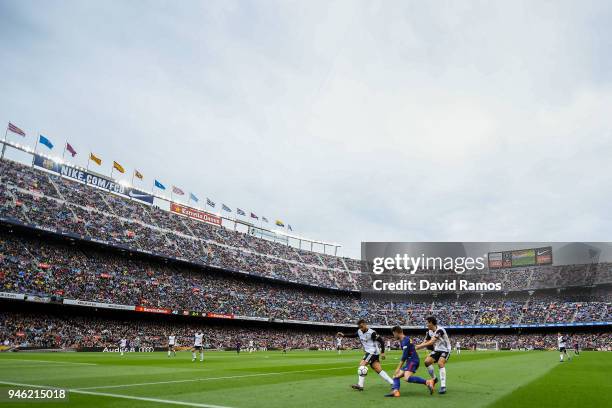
left=2, top=312, right=610, bottom=351
left=2, top=158, right=612, bottom=292
left=0, top=156, right=610, bottom=352
left=0, top=226, right=610, bottom=326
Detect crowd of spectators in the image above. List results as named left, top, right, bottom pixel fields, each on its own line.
left=2, top=158, right=612, bottom=292
left=1, top=312, right=610, bottom=351
left=0, top=159, right=357, bottom=290
left=1, top=231, right=610, bottom=326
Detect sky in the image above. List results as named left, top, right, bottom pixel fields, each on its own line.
left=1, top=0, right=611, bottom=258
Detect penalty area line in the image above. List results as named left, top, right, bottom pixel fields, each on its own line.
left=0, top=381, right=232, bottom=408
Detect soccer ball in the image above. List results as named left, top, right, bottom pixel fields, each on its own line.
left=358, top=366, right=368, bottom=376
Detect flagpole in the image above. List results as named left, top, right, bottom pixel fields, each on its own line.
left=110, top=167, right=114, bottom=179
left=1, top=125, right=8, bottom=160
left=62, top=142, right=67, bottom=160
left=31, top=135, right=39, bottom=167
left=131, top=171, right=135, bottom=186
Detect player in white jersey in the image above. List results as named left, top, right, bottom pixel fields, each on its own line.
left=456, top=341, right=461, bottom=355
left=558, top=332, right=571, bottom=362
left=249, top=340, right=254, bottom=353
left=192, top=332, right=204, bottom=362
left=416, top=316, right=451, bottom=394
left=168, top=334, right=176, bottom=357
left=119, top=338, right=127, bottom=356
left=337, top=319, right=394, bottom=391
left=336, top=336, right=343, bottom=354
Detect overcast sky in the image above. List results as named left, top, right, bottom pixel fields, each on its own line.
left=1, top=0, right=611, bottom=258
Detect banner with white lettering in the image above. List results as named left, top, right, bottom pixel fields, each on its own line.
left=33, top=154, right=154, bottom=204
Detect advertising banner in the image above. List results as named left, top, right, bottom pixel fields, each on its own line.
left=205, top=312, right=234, bottom=319
left=135, top=306, right=172, bottom=314
left=33, top=154, right=154, bottom=204
left=170, top=202, right=222, bottom=226
left=63, top=299, right=135, bottom=311
left=0, top=292, right=25, bottom=300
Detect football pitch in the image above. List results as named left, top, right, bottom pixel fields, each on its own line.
left=0, top=350, right=609, bottom=407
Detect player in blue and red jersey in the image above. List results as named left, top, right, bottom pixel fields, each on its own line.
left=385, top=326, right=435, bottom=397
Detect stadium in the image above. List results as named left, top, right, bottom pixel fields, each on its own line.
left=2, top=1, right=612, bottom=407
left=0, top=143, right=610, bottom=407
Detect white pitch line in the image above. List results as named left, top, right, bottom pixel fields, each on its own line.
left=0, top=364, right=97, bottom=369
left=76, top=364, right=356, bottom=391
left=0, top=358, right=97, bottom=366
left=69, top=389, right=233, bottom=408
left=0, top=381, right=232, bottom=408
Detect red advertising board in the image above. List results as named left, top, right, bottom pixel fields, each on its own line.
left=206, top=312, right=234, bottom=319
left=170, top=203, right=222, bottom=226
left=135, top=306, right=172, bottom=314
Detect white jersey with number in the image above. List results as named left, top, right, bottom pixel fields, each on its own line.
left=558, top=336, right=566, bottom=348
left=426, top=326, right=451, bottom=353
left=358, top=328, right=381, bottom=355
left=336, top=338, right=342, bottom=347
left=168, top=336, right=176, bottom=346
left=120, top=339, right=127, bottom=348
left=194, top=333, right=203, bottom=347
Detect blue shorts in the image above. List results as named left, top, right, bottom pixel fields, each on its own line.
left=402, top=359, right=420, bottom=373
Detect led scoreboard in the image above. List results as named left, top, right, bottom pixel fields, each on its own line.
left=488, top=246, right=552, bottom=269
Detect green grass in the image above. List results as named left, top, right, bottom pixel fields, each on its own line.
left=0, top=350, right=608, bottom=407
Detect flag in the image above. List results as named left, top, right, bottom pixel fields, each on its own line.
left=154, top=180, right=166, bottom=190
left=262, top=217, right=268, bottom=223
left=288, top=224, right=293, bottom=231
left=222, top=204, right=232, bottom=212
left=189, top=192, right=199, bottom=202
left=89, top=153, right=102, bottom=165
left=66, top=142, right=77, bottom=157
left=172, top=186, right=185, bottom=195
left=275, top=220, right=285, bottom=227
left=206, top=198, right=215, bottom=207
left=113, top=161, right=125, bottom=173
left=7, top=122, right=26, bottom=137
left=251, top=212, right=258, bottom=220
left=38, top=135, right=53, bottom=149
left=237, top=208, right=245, bottom=216
left=134, top=170, right=144, bottom=180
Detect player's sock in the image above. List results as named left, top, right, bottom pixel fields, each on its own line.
left=393, top=378, right=401, bottom=390
left=167, top=351, right=170, bottom=357
left=379, top=370, right=394, bottom=385
left=358, top=375, right=366, bottom=388
left=427, top=365, right=435, bottom=378
left=192, top=351, right=196, bottom=360
left=439, top=367, right=446, bottom=387
left=407, top=376, right=426, bottom=385
left=560, top=353, right=563, bottom=361
left=200, top=352, right=204, bottom=361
